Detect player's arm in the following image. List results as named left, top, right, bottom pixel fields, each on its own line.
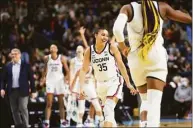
left=40, top=56, right=48, bottom=86
left=110, top=44, right=137, bottom=95
left=160, top=2, right=192, bottom=24
left=113, top=4, right=132, bottom=57
left=61, top=55, right=70, bottom=84
left=79, top=47, right=91, bottom=95
left=70, top=58, right=75, bottom=85
left=79, top=26, right=89, bottom=49
left=70, top=69, right=80, bottom=92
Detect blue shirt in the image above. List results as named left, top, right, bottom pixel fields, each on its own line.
left=12, top=60, right=21, bottom=88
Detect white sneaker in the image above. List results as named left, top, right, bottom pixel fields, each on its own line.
left=76, top=123, right=84, bottom=127
left=60, top=120, right=69, bottom=127
left=42, top=122, right=50, bottom=128
left=85, top=122, right=95, bottom=127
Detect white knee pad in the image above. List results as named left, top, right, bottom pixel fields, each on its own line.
left=139, top=93, right=148, bottom=113
left=78, top=100, right=85, bottom=114
left=147, top=89, right=163, bottom=127
left=91, top=99, right=102, bottom=112
left=103, top=99, right=116, bottom=123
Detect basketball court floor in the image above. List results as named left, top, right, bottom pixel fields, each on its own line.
left=121, top=118, right=192, bottom=127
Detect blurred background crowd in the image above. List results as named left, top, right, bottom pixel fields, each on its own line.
left=0, top=0, right=192, bottom=124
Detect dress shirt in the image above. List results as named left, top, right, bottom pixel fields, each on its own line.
left=12, top=60, right=21, bottom=88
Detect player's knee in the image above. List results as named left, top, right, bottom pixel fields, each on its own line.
left=46, top=102, right=52, bottom=108
left=91, top=98, right=102, bottom=112
left=78, top=100, right=85, bottom=114
left=103, top=99, right=116, bottom=123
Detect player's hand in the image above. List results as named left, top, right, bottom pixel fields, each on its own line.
left=79, top=88, right=86, bottom=98
left=65, top=75, right=70, bottom=85
left=40, top=77, right=46, bottom=86
left=1, top=90, right=5, bottom=98
left=69, top=85, right=73, bottom=93
left=79, top=26, right=86, bottom=35
left=122, top=47, right=130, bottom=57
left=31, top=92, right=37, bottom=99
left=127, top=85, right=138, bottom=95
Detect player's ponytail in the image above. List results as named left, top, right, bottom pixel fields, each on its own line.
left=139, top=0, right=160, bottom=60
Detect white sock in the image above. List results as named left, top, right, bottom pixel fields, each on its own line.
left=147, top=89, right=163, bottom=127
left=44, top=120, right=49, bottom=124
left=140, top=121, right=147, bottom=127
left=95, top=115, right=104, bottom=124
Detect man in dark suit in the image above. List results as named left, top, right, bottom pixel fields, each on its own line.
left=0, top=48, right=36, bottom=128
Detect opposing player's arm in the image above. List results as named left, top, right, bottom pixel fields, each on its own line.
left=61, top=55, right=70, bottom=83
left=160, top=2, right=192, bottom=24
left=113, top=4, right=132, bottom=57
left=79, top=47, right=91, bottom=94
left=110, top=44, right=137, bottom=95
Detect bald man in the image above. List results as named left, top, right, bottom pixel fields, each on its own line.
left=42, top=44, right=70, bottom=128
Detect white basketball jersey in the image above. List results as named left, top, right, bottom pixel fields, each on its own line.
left=46, top=54, right=64, bottom=83
left=90, top=43, right=120, bottom=82
left=127, top=1, right=164, bottom=52
left=72, top=57, right=83, bottom=76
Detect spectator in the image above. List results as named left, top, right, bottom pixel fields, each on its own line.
left=174, top=77, right=192, bottom=119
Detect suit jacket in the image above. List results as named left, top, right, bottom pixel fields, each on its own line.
left=0, top=60, right=36, bottom=96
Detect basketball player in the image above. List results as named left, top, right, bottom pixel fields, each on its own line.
left=113, top=0, right=192, bottom=127
left=42, top=44, right=70, bottom=128
left=79, top=28, right=137, bottom=127
left=71, top=66, right=103, bottom=127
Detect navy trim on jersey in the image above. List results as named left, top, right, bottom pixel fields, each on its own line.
left=128, top=3, right=134, bottom=22
left=93, top=42, right=108, bottom=54
left=108, top=43, right=114, bottom=56
left=156, top=1, right=165, bottom=20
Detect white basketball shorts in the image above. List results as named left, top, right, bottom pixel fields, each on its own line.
left=127, top=45, right=168, bottom=87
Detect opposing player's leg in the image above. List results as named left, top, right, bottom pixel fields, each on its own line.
left=146, top=77, right=165, bottom=127
left=137, top=84, right=148, bottom=127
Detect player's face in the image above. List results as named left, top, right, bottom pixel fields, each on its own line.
left=96, top=29, right=109, bottom=44
left=76, top=46, right=84, bottom=56
left=50, top=45, right=58, bottom=53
